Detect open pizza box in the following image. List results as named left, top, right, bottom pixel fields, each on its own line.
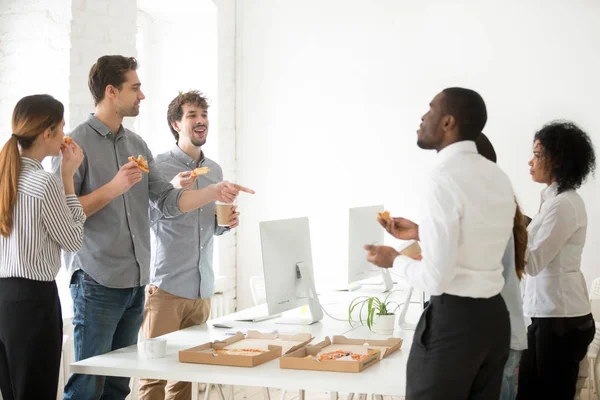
left=280, top=335, right=402, bottom=373
left=179, top=330, right=313, bottom=367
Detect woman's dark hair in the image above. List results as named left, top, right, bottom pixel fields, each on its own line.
left=534, top=121, right=596, bottom=194
left=476, top=132, right=526, bottom=280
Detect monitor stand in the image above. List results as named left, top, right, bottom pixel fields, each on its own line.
left=348, top=269, right=394, bottom=293
left=275, top=262, right=324, bottom=325
left=397, top=286, right=417, bottom=330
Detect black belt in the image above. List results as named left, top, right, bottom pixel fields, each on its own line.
left=429, top=293, right=502, bottom=305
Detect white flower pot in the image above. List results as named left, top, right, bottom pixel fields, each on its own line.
left=373, top=314, right=396, bottom=335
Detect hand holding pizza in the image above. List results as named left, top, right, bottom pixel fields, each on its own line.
left=171, top=171, right=196, bottom=189
left=60, top=139, right=84, bottom=179
left=109, top=161, right=143, bottom=196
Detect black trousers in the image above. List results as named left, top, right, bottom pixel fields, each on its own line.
left=0, top=278, right=63, bottom=400
left=406, top=293, right=510, bottom=400
left=516, top=314, right=595, bottom=399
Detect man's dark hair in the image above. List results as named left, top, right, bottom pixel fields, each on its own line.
left=475, top=132, right=497, bottom=163
left=534, top=120, right=596, bottom=193
left=88, top=55, right=138, bottom=106
left=167, top=90, right=210, bottom=142
left=442, top=87, right=487, bottom=141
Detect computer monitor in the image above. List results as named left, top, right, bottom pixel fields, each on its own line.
left=348, top=205, right=394, bottom=292
left=259, top=217, right=323, bottom=325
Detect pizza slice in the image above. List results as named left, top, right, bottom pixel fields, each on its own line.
left=214, top=348, right=266, bottom=356
left=128, top=155, right=150, bottom=173
left=191, top=167, right=211, bottom=177
left=377, top=210, right=391, bottom=223
left=317, top=350, right=369, bottom=362
left=63, top=136, right=73, bottom=145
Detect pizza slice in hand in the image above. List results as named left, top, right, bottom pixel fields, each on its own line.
left=377, top=211, right=391, bottom=223
left=63, top=136, right=73, bottom=145
left=128, top=155, right=150, bottom=173
left=191, top=167, right=211, bottom=177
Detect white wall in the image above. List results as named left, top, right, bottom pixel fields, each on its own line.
left=69, top=0, right=138, bottom=131
left=0, top=0, right=70, bottom=140
left=136, top=0, right=218, bottom=160
left=234, top=0, right=600, bottom=309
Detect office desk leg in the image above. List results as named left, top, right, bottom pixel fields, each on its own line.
left=203, top=383, right=228, bottom=400
left=262, top=388, right=271, bottom=400
left=217, top=384, right=227, bottom=400
left=191, top=383, right=199, bottom=400
left=299, top=390, right=306, bottom=400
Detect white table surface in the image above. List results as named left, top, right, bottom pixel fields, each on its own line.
left=70, top=287, right=423, bottom=396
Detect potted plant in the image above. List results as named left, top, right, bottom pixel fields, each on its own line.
left=348, top=292, right=400, bottom=334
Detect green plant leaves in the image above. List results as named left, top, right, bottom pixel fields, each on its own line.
left=347, top=291, right=400, bottom=331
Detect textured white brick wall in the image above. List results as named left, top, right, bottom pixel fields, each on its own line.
left=0, top=0, right=70, bottom=140
left=69, top=0, right=137, bottom=130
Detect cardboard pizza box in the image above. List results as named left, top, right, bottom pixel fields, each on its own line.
left=179, top=330, right=313, bottom=367
left=280, top=335, right=402, bottom=373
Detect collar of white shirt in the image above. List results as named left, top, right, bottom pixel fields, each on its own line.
left=434, top=140, right=478, bottom=167
left=541, top=182, right=559, bottom=204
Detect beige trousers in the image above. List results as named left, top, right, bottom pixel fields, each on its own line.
left=138, top=285, right=211, bottom=400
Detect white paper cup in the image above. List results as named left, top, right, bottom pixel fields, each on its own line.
left=143, top=338, right=167, bottom=358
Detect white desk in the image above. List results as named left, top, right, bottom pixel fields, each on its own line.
left=70, top=288, right=422, bottom=396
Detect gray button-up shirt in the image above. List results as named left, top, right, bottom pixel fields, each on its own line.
left=51, top=115, right=184, bottom=288
left=150, top=145, right=228, bottom=299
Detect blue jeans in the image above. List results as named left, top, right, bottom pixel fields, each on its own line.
left=63, top=270, right=145, bottom=400
left=500, top=349, right=522, bottom=400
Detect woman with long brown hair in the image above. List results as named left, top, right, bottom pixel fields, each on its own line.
left=475, top=132, right=527, bottom=400
left=0, top=94, right=86, bottom=400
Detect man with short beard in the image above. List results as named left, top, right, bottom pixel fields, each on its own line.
left=139, top=91, right=239, bottom=400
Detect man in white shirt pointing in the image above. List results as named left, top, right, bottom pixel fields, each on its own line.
left=365, top=88, right=515, bottom=399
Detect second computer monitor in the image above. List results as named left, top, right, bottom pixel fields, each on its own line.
left=348, top=205, right=393, bottom=291
left=259, top=217, right=323, bottom=324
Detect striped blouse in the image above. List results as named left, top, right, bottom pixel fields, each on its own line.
left=0, top=157, right=86, bottom=281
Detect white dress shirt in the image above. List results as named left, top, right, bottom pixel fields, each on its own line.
left=393, top=141, right=516, bottom=298
left=523, top=183, right=590, bottom=318
left=0, top=157, right=86, bottom=281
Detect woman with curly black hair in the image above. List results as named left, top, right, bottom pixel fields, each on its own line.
left=517, top=121, right=597, bottom=399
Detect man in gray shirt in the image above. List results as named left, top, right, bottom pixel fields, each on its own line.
left=138, top=90, right=237, bottom=399
left=53, top=56, right=253, bottom=400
